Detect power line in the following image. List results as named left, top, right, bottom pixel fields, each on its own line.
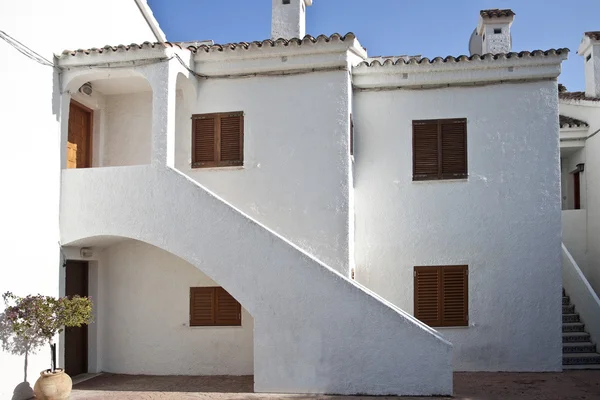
left=0, top=29, right=56, bottom=68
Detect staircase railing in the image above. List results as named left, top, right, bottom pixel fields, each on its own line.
left=562, top=243, right=600, bottom=345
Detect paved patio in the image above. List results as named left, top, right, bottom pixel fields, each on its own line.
left=71, top=371, right=600, bottom=399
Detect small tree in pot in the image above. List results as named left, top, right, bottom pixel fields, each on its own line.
left=2, top=292, right=93, bottom=400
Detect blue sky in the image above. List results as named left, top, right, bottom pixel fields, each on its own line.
left=148, top=0, right=600, bottom=91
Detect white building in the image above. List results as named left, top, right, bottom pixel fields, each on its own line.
left=2, top=1, right=597, bottom=397
left=559, top=31, right=600, bottom=369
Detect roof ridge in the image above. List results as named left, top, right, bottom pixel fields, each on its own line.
left=357, top=48, right=569, bottom=68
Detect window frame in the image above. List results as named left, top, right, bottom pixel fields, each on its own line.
left=189, top=286, right=242, bottom=327
left=412, top=118, right=468, bottom=181
left=191, top=111, right=244, bottom=169
left=414, top=265, right=469, bottom=328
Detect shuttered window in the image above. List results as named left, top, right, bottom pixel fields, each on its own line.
left=412, top=118, right=467, bottom=181
left=414, top=265, right=468, bottom=327
left=189, top=287, right=241, bottom=326
left=192, top=112, right=244, bottom=168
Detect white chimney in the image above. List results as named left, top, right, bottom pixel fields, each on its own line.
left=578, top=32, right=600, bottom=98
left=271, top=0, right=312, bottom=40
left=473, top=9, right=515, bottom=55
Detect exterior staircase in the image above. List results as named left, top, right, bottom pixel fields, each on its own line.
left=563, top=289, right=600, bottom=369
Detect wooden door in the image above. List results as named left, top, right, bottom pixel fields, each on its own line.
left=574, top=172, right=581, bottom=210
left=67, top=101, right=93, bottom=169
left=65, top=260, right=89, bottom=376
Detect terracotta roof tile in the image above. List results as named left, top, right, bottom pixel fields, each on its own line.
left=189, top=33, right=357, bottom=53
left=559, top=91, right=600, bottom=102
left=585, top=31, right=600, bottom=41
left=357, top=48, right=569, bottom=68
left=559, top=115, right=588, bottom=128
left=59, top=33, right=358, bottom=58
left=480, top=9, right=515, bottom=18
left=60, top=41, right=186, bottom=57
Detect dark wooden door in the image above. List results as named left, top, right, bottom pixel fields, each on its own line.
left=67, top=101, right=93, bottom=169
left=574, top=172, right=581, bottom=210
left=65, top=260, right=88, bottom=376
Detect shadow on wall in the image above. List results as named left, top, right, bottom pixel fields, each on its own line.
left=0, top=313, right=37, bottom=400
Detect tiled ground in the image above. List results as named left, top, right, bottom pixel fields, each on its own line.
left=71, top=371, right=600, bottom=400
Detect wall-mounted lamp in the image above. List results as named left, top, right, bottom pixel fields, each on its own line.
left=79, top=82, right=93, bottom=96
left=576, top=163, right=585, bottom=173
left=80, top=247, right=93, bottom=258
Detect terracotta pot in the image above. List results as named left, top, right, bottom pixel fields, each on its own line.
left=33, top=369, right=72, bottom=400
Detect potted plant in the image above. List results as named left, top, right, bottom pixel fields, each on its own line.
left=2, top=292, right=93, bottom=400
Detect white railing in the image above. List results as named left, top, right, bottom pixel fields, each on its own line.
left=563, top=243, right=600, bottom=345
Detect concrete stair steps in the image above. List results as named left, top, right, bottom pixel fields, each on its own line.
left=563, top=353, right=600, bottom=365
left=562, top=322, right=586, bottom=332
left=562, top=313, right=580, bottom=323
left=561, top=289, right=600, bottom=367
left=563, top=364, right=600, bottom=370
left=563, top=304, right=575, bottom=313
left=563, top=342, right=597, bottom=353
left=563, top=332, right=591, bottom=343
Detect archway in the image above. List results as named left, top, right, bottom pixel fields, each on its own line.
left=61, top=235, right=254, bottom=377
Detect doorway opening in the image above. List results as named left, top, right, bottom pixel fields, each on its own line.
left=67, top=101, right=93, bottom=169
left=573, top=172, right=581, bottom=210
left=65, top=260, right=89, bottom=376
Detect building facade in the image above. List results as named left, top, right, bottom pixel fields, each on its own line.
left=0, top=1, right=577, bottom=397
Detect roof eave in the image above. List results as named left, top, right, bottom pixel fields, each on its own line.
left=352, top=50, right=568, bottom=90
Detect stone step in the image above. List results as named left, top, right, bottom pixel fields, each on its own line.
left=563, top=353, right=600, bottom=365
left=563, top=313, right=580, bottom=323
left=563, top=364, right=600, bottom=370
left=563, top=322, right=586, bottom=333
left=563, top=332, right=591, bottom=343
left=563, top=342, right=597, bottom=354
left=563, top=304, right=575, bottom=314
left=563, top=296, right=570, bottom=305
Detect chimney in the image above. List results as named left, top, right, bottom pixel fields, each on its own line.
left=578, top=32, right=600, bottom=98
left=473, top=9, right=515, bottom=55
left=271, top=0, right=312, bottom=40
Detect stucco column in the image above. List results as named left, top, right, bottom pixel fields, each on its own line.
left=59, top=92, right=72, bottom=170
left=144, top=61, right=177, bottom=167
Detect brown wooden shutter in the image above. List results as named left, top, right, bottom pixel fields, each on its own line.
left=414, top=265, right=468, bottom=327
left=219, top=113, right=244, bottom=166
left=192, top=112, right=243, bottom=168
left=441, top=265, right=468, bottom=327
left=189, top=287, right=241, bottom=326
left=190, top=287, right=215, bottom=326
left=215, top=287, right=241, bottom=326
left=414, top=266, right=442, bottom=326
left=441, top=119, right=467, bottom=179
left=192, top=115, right=216, bottom=167
left=413, top=121, right=439, bottom=180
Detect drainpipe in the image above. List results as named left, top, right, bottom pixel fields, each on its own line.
left=134, top=0, right=167, bottom=42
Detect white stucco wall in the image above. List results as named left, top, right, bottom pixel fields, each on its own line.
left=562, top=210, right=588, bottom=275
left=560, top=101, right=600, bottom=295
left=60, top=165, right=453, bottom=395
left=97, top=240, right=254, bottom=375
left=0, top=1, right=157, bottom=398
left=175, top=70, right=352, bottom=275
left=104, top=92, right=153, bottom=166
left=354, top=80, right=563, bottom=371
